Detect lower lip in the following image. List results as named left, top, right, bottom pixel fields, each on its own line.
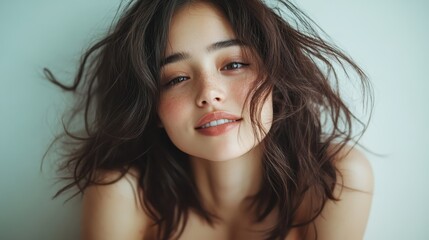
left=196, top=120, right=240, bottom=136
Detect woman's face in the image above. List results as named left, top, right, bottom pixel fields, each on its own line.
left=158, top=2, right=273, bottom=162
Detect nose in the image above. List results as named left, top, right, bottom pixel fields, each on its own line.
left=195, top=74, right=225, bottom=107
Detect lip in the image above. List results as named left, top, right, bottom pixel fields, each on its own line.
left=195, top=111, right=242, bottom=129
left=195, top=111, right=242, bottom=136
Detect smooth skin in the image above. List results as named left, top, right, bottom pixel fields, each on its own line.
left=81, top=2, right=373, bottom=240
left=81, top=147, right=373, bottom=240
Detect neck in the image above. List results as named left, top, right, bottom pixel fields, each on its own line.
left=190, top=144, right=264, bottom=219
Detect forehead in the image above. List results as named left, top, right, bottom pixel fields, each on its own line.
left=165, top=2, right=236, bottom=55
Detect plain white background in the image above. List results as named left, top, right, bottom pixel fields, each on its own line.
left=1, top=0, right=428, bottom=239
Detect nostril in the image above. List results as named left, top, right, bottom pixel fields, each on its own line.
left=197, top=95, right=223, bottom=107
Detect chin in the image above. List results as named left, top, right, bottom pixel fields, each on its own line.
left=189, top=142, right=260, bottom=162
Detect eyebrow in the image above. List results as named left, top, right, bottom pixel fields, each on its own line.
left=160, top=39, right=243, bottom=67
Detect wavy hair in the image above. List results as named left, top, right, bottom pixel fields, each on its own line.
left=44, top=0, right=372, bottom=239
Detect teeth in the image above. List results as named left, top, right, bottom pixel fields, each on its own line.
left=201, top=119, right=236, bottom=129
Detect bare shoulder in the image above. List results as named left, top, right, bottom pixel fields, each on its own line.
left=308, top=145, right=374, bottom=240
left=332, top=144, right=374, bottom=192
left=81, top=167, right=153, bottom=240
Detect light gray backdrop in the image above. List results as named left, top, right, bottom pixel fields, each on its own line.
left=1, top=0, right=428, bottom=239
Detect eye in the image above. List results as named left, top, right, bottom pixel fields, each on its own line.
left=165, top=76, right=189, bottom=87
left=221, top=62, right=250, bottom=71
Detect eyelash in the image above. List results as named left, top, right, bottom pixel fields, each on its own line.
left=164, top=61, right=250, bottom=88
left=165, top=76, right=189, bottom=87
left=221, top=62, right=250, bottom=71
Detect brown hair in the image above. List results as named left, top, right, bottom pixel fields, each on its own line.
left=44, top=0, right=373, bottom=239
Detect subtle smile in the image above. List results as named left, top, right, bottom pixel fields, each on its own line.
left=198, top=119, right=238, bottom=129
left=195, top=111, right=242, bottom=136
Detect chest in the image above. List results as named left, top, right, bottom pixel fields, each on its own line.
left=153, top=210, right=301, bottom=240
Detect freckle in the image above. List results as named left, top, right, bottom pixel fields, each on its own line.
left=163, top=96, right=186, bottom=112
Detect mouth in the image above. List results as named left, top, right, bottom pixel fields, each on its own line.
left=196, top=118, right=241, bottom=129
left=195, top=111, right=242, bottom=131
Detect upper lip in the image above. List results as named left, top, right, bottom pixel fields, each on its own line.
left=195, top=111, right=242, bottom=129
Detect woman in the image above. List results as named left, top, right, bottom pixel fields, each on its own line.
left=45, top=0, right=374, bottom=239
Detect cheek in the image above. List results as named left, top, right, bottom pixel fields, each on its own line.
left=231, top=85, right=248, bottom=106
left=158, top=95, right=188, bottom=125
left=261, top=94, right=274, bottom=125
left=230, top=76, right=255, bottom=107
